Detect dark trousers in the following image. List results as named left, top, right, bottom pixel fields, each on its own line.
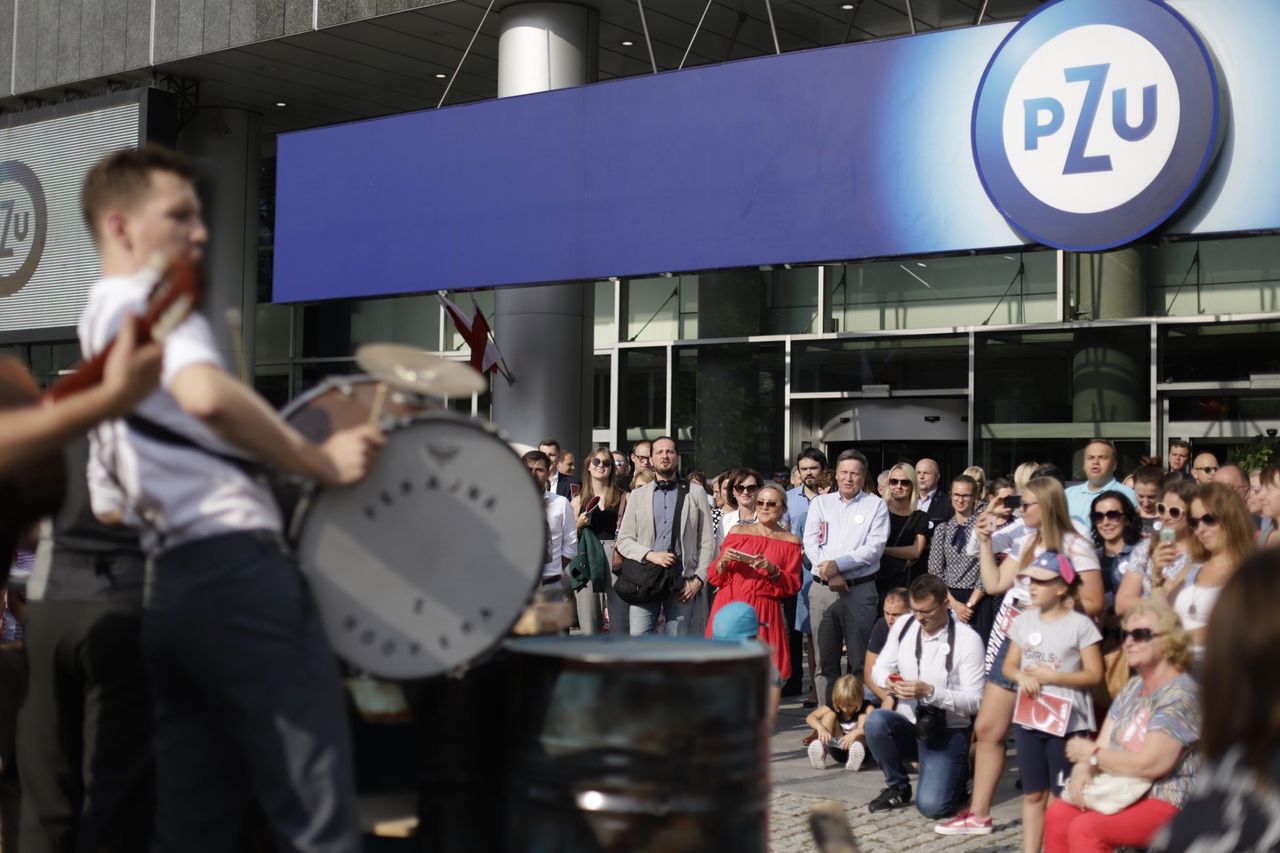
left=808, top=579, right=877, bottom=708
left=144, top=532, right=358, bottom=853
left=0, top=644, right=26, bottom=853
left=780, top=595, right=803, bottom=693
left=18, top=599, right=152, bottom=853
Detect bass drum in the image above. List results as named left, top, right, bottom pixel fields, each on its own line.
left=293, top=411, right=547, bottom=680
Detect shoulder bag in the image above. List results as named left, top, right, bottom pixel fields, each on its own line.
left=614, top=483, right=686, bottom=605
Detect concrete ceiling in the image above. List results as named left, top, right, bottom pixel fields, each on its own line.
left=154, top=0, right=1042, bottom=139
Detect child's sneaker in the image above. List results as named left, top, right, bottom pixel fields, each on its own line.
left=807, top=738, right=828, bottom=769
left=934, top=810, right=994, bottom=836
left=844, top=741, right=865, bottom=772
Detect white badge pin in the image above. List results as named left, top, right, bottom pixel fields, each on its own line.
left=854, top=515, right=865, bottom=524
left=1028, top=631, right=1043, bottom=648
left=939, top=643, right=950, bottom=656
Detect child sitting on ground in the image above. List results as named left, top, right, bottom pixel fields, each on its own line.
left=805, top=673, right=871, bottom=771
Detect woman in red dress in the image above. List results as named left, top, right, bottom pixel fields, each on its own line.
left=706, top=484, right=803, bottom=680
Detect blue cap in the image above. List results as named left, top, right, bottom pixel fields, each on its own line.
left=1017, top=549, right=1078, bottom=584
left=712, top=601, right=759, bottom=640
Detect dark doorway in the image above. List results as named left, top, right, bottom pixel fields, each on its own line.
left=825, top=441, right=970, bottom=484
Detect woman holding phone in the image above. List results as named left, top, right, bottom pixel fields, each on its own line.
left=706, top=483, right=803, bottom=681
left=1115, top=478, right=1197, bottom=617
left=574, top=447, right=629, bottom=635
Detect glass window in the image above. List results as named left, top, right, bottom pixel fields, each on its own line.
left=255, top=303, right=291, bottom=364
left=594, top=280, right=616, bottom=348
left=253, top=366, right=291, bottom=409
left=793, top=335, right=968, bottom=393
left=1147, top=235, right=1280, bottom=317
left=1161, top=320, right=1280, bottom=384
left=618, top=348, right=666, bottom=443
left=299, top=295, right=441, bottom=359
left=974, top=326, right=1150, bottom=476
left=625, top=276, right=691, bottom=342
left=827, top=251, right=1057, bottom=332
left=593, top=354, right=611, bottom=431
left=671, top=343, right=784, bottom=476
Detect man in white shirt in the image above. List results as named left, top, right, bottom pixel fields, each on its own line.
left=1064, top=440, right=1138, bottom=526
left=867, top=574, right=984, bottom=817
left=803, top=449, right=889, bottom=707
left=77, top=145, right=383, bottom=852
left=524, top=450, right=576, bottom=600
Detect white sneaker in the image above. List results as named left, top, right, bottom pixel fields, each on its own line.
left=807, top=738, right=828, bottom=769
left=844, top=741, right=865, bottom=772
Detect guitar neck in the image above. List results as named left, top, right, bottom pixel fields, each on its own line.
left=45, top=327, right=156, bottom=403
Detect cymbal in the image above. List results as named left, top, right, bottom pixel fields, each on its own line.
left=356, top=344, right=486, bottom=397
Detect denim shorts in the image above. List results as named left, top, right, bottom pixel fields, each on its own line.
left=987, top=634, right=1017, bottom=692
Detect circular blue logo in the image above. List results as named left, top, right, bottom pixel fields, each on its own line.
left=972, top=0, right=1222, bottom=251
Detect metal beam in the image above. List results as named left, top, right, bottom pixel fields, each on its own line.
left=904, top=0, right=916, bottom=35
left=636, top=0, right=659, bottom=73
left=680, top=0, right=716, bottom=70
left=437, top=0, right=495, bottom=109
left=763, top=0, right=782, bottom=54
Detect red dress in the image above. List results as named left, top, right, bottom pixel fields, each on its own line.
left=705, top=531, right=803, bottom=680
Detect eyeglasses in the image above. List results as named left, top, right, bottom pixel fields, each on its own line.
left=1156, top=503, right=1184, bottom=520
left=888, top=478, right=912, bottom=487
left=1189, top=514, right=1219, bottom=530
left=734, top=484, right=760, bottom=494
left=1193, top=465, right=1219, bottom=474
left=951, top=492, right=974, bottom=499
left=633, top=454, right=650, bottom=463
left=590, top=458, right=613, bottom=468
left=1121, top=628, right=1161, bottom=643
left=1091, top=509, right=1126, bottom=523
left=756, top=499, right=780, bottom=508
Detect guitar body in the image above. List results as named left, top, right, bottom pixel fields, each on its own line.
left=0, top=356, right=68, bottom=563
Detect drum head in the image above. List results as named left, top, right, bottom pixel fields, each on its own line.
left=296, top=414, right=547, bottom=679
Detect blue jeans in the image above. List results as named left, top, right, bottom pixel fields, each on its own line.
left=864, top=708, right=971, bottom=819
left=629, top=586, right=698, bottom=636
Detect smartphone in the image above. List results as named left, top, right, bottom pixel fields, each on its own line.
left=888, top=673, right=904, bottom=683
left=1003, top=495, right=1023, bottom=511
left=725, top=548, right=756, bottom=562
left=583, top=495, right=602, bottom=515
left=1158, top=526, right=1177, bottom=546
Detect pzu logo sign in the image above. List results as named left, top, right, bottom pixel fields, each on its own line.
left=0, top=161, right=47, bottom=297
left=972, top=0, right=1222, bottom=251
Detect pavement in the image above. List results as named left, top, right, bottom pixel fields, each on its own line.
left=767, top=695, right=1026, bottom=852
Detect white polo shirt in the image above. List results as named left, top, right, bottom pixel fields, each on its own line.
left=79, top=272, right=281, bottom=554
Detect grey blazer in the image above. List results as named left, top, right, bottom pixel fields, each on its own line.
left=615, top=480, right=717, bottom=583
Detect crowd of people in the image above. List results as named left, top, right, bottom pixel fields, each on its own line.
left=525, top=434, right=1280, bottom=852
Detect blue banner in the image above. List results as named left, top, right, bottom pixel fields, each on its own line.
left=273, top=0, right=1277, bottom=302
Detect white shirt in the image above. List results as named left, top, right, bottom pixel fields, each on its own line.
left=542, top=491, right=576, bottom=580
left=964, top=515, right=1092, bottom=558
left=918, top=489, right=938, bottom=514
left=872, top=615, right=985, bottom=729
left=79, top=273, right=281, bottom=553
left=548, top=471, right=560, bottom=494
left=802, top=490, right=890, bottom=581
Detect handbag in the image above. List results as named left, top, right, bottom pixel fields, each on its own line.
left=1061, top=771, right=1152, bottom=815
left=614, top=483, right=686, bottom=606
left=611, top=492, right=629, bottom=571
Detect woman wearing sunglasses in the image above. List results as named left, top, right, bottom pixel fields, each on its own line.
left=1089, top=491, right=1144, bottom=600
left=574, top=447, right=630, bottom=635
left=877, top=462, right=930, bottom=596
left=1115, top=479, right=1197, bottom=618
left=1044, top=601, right=1201, bottom=852
left=706, top=484, right=802, bottom=683
left=1165, top=483, right=1254, bottom=662
left=719, top=468, right=762, bottom=541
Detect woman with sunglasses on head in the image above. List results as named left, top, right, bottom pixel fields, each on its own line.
left=1044, top=601, right=1201, bottom=853
left=878, top=462, right=930, bottom=595
left=574, top=447, right=630, bottom=635
left=936, top=476, right=1103, bottom=838
left=706, top=483, right=802, bottom=683
left=1115, top=478, right=1197, bottom=618
left=719, top=468, right=762, bottom=541
left=927, top=474, right=993, bottom=645
left=1165, top=483, right=1254, bottom=664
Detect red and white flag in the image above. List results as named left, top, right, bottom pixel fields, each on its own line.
left=436, top=292, right=505, bottom=378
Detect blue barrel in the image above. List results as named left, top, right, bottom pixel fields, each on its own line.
left=504, top=637, right=771, bottom=853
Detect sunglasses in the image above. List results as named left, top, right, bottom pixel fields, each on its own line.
left=1156, top=503, right=1184, bottom=519
left=1091, top=509, right=1125, bottom=523
left=1189, top=514, right=1219, bottom=530
left=951, top=492, right=974, bottom=499
left=1120, top=628, right=1161, bottom=643
left=756, top=499, right=780, bottom=508
left=590, top=458, right=613, bottom=468
left=734, top=484, right=760, bottom=494
left=888, top=478, right=912, bottom=487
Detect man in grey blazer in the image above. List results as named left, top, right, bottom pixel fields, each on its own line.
left=615, top=436, right=716, bottom=636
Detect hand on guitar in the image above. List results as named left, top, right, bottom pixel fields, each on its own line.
left=317, top=425, right=387, bottom=486
left=99, top=314, right=164, bottom=417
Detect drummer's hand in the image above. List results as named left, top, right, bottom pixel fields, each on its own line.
left=318, top=424, right=386, bottom=485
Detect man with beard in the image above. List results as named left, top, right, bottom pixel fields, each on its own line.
left=614, top=436, right=715, bottom=635
left=783, top=448, right=828, bottom=697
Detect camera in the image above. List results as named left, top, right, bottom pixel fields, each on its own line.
left=914, top=703, right=948, bottom=743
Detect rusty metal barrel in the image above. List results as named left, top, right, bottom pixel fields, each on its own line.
left=503, top=636, right=771, bottom=853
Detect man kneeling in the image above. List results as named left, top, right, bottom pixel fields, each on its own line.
left=866, top=574, right=984, bottom=817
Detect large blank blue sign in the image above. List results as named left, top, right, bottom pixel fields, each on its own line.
left=273, top=0, right=1279, bottom=302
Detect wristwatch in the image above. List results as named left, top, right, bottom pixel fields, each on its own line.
left=1089, top=748, right=1101, bottom=768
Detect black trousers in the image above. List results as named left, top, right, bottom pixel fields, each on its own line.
left=18, top=598, right=152, bottom=853
left=144, top=531, right=358, bottom=853
left=780, top=595, right=803, bottom=693
left=0, top=643, right=26, bottom=853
